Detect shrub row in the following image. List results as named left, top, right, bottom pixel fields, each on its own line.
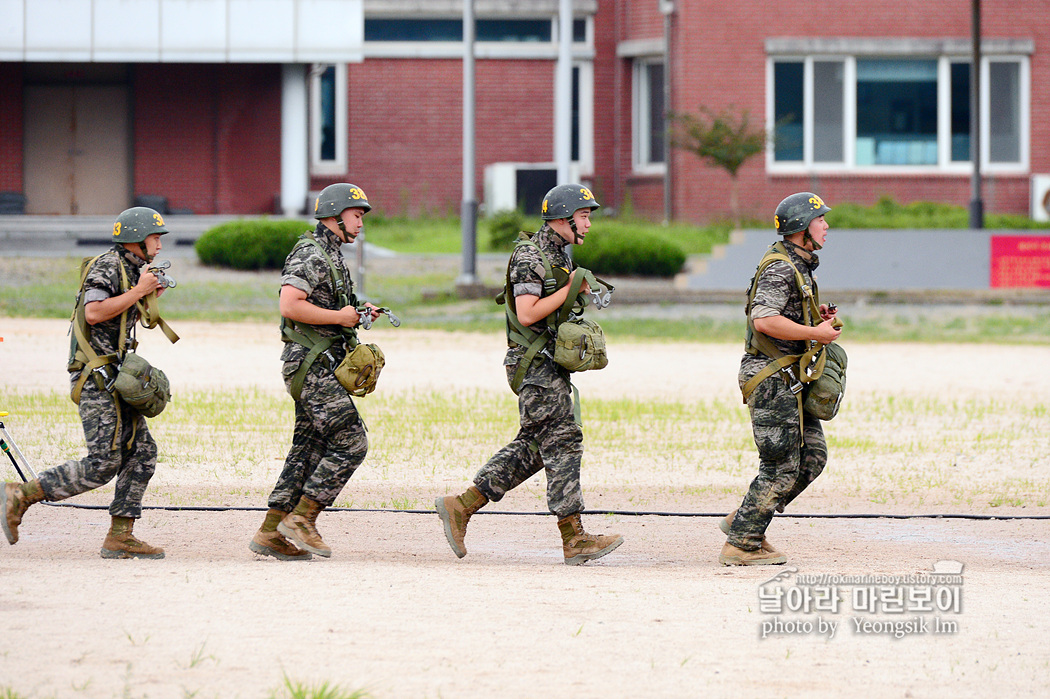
left=195, top=219, right=311, bottom=270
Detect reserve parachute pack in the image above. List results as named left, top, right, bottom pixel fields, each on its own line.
left=740, top=241, right=847, bottom=431
left=67, top=251, right=178, bottom=447
left=496, top=231, right=613, bottom=395
left=280, top=230, right=390, bottom=400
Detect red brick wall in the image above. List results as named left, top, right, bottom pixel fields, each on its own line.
left=0, top=63, right=24, bottom=192
left=134, top=64, right=281, bottom=215
left=325, top=58, right=557, bottom=217
left=660, top=0, right=1049, bottom=223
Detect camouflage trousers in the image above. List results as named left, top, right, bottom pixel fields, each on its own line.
left=268, top=359, right=368, bottom=511
left=727, top=372, right=827, bottom=551
left=473, top=358, right=584, bottom=519
left=38, top=378, right=157, bottom=518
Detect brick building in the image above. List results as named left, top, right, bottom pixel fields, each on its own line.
left=1, top=0, right=1046, bottom=223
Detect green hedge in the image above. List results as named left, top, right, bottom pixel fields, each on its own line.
left=574, top=227, right=686, bottom=278
left=831, top=196, right=1050, bottom=229
left=195, top=219, right=311, bottom=270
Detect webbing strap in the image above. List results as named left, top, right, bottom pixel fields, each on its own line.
left=741, top=242, right=827, bottom=443
left=280, top=232, right=358, bottom=401
left=137, top=291, right=180, bottom=343
left=69, top=253, right=128, bottom=450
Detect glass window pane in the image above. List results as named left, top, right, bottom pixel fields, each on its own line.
left=477, top=19, right=550, bottom=42
left=856, top=59, right=937, bottom=165
left=774, top=62, right=803, bottom=161
left=572, top=66, right=580, bottom=162
left=950, top=62, right=971, bottom=162
left=320, top=67, right=335, bottom=162
left=989, top=62, right=1020, bottom=163
left=365, top=19, right=462, bottom=41
left=647, top=62, right=665, bottom=163
left=573, top=19, right=587, bottom=43
left=813, top=61, right=843, bottom=163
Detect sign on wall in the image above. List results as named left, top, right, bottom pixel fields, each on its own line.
left=990, top=236, right=1050, bottom=288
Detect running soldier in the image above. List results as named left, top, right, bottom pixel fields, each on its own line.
left=250, top=183, right=382, bottom=561
left=435, top=184, right=623, bottom=565
left=720, top=192, right=842, bottom=565
left=1, top=207, right=173, bottom=558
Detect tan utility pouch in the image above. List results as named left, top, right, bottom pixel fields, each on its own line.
left=802, top=341, right=847, bottom=420
left=113, top=353, right=171, bottom=417
left=334, top=343, right=385, bottom=397
left=554, top=317, right=608, bottom=372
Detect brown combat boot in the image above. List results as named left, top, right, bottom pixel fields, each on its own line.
left=435, top=486, right=488, bottom=558
left=250, top=509, right=311, bottom=561
left=718, top=542, right=787, bottom=566
left=557, top=513, right=623, bottom=566
left=2, top=480, right=45, bottom=545
left=101, top=516, right=165, bottom=559
left=278, top=496, right=331, bottom=558
left=719, top=508, right=780, bottom=554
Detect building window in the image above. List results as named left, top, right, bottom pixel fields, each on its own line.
left=365, top=18, right=588, bottom=43
left=310, top=63, right=346, bottom=176
left=634, top=59, right=666, bottom=172
left=769, top=54, right=1027, bottom=172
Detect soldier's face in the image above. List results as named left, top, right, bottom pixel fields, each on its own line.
left=806, top=215, right=828, bottom=248
left=336, top=208, right=366, bottom=241
left=551, top=209, right=591, bottom=244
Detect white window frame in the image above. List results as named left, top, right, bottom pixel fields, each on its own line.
left=766, top=54, right=1029, bottom=175
left=632, top=56, right=666, bottom=175
left=573, top=60, right=595, bottom=177
left=309, top=62, right=347, bottom=176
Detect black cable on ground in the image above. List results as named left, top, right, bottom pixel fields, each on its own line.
left=41, top=501, right=1050, bottom=520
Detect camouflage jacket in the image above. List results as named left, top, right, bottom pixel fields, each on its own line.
left=280, top=223, right=357, bottom=364
left=505, top=224, right=572, bottom=368
left=739, top=239, right=820, bottom=381
left=76, top=245, right=144, bottom=361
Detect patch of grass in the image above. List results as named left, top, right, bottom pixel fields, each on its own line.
left=364, top=213, right=731, bottom=256
left=831, top=196, right=1050, bottom=230
left=269, top=676, right=372, bottom=699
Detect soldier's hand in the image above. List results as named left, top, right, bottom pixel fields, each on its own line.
left=362, top=302, right=382, bottom=320
left=134, top=271, right=163, bottom=298
left=336, top=304, right=361, bottom=328
left=813, top=318, right=842, bottom=345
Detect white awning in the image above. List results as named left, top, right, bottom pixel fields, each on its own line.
left=0, top=0, right=364, bottom=63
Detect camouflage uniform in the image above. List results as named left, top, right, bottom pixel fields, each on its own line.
left=37, top=247, right=157, bottom=518
left=267, top=223, right=368, bottom=511
left=472, top=225, right=584, bottom=519
left=729, top=240, right=827, bottom=551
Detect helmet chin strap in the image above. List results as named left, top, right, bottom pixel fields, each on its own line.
left=138, top=242, right=154, bottom=263
left=568, top=217, right=583, bottom=245
left=803, top=230, right=823, bottom=251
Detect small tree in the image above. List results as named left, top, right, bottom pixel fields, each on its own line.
left=670, top=105, right=766, bottom=225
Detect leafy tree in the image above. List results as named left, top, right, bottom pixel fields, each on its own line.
left=670, top=105, right=766, bottom=225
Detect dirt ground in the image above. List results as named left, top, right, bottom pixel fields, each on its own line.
left=1, top=318, right=1049, bottom=698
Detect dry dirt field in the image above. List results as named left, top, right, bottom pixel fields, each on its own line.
left=1, top=318, right=1049, bottom=699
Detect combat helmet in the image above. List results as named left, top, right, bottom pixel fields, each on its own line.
left=314, top=183, right=371, bottom=219
left=112, top=207, right=168, bottom=243
left=112, top=207, right=168, bottom=261
left=541, top=184, right=600, bottom=221
left=773, top=192, right=831, bottom=236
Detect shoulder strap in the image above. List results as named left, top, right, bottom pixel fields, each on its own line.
left=503, top=236, right=558, bottom=394
left=280, top=232, right=357, bottom=400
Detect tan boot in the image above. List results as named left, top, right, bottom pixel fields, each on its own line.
left=557, top=513, right=623, bottom=566
left=719, top=508, right=779, bottom=554
left=435, top=486, right=488, bottom=558
left=2, top=480, right=45, bottom=545
left=101, top=516, right=165, bottom=559
left=278, top=496, right=331, bottom=558
left=250, top=509, right=311, bottom=561
left=718, top=542, right=786, bottom=566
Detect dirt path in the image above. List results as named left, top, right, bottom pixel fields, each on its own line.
left=1, top=318, right=1049, bottom=698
